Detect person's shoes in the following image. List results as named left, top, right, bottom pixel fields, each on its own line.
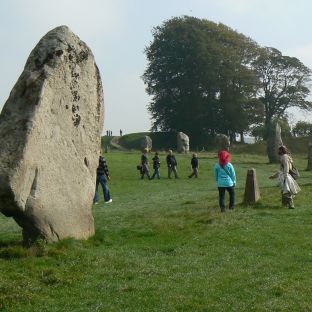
left=229, top=206, right=234, bottom=210
left=105, top=199, right=113, bottom=204
left=288, top=206, right=295, bottom=209
left=94, top=202, right=99, bottom=205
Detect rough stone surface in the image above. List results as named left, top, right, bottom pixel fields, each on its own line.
left=177, top=132, right=189, bottom=153
left=0, top=26, right=104, bottom=244
left=243, top=168, right=261, bottom=205
left=216, top=134, right=230, bottom=152
left=267, top=122, right=283, bottom=163
left=141, top=136, right=152, bottom=151
left=307, top=142, right=312, bottom=171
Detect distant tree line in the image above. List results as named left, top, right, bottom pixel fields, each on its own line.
left=142, top=16, right=312, bottom=157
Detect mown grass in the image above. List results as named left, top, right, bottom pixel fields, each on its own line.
left=1, top=151, right=312, bottom=311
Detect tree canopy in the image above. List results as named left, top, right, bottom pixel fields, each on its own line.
left=143, top=16, right=312, bottom=149
left=142, top=16, right=260, bottom=146
left=253, top=47, right=312, bottom=126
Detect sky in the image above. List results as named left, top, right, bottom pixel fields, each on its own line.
left=1, top=0, right=312, bottom=135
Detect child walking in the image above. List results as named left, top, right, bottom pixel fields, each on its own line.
left=151, top=152, right=161, bottom=179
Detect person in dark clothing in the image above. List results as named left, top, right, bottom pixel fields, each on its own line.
left=93, top=153, right=112, bottom=204
left=188, top=153, right=199, bottom=178
left=141, top=148, right=151, bottom=180
left=166, top=149, right=179, bottom=179
left=151, top=152, right=161, bottom=179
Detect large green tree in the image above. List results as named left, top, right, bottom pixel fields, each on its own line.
left=252, top=47, right=312, bottom=162
left=142, top=16, right=260, bottom=147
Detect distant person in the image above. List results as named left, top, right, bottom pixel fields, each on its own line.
left=140, top=148, right=151, bottom=180
left=214, top=150, right=236, bottom=212
left=151, top=152, right=161, bottom=179
left=166, top=149, right=179, bottom=179
left=269, top=145, right=301, bottom=209
left=188, top=153, right=199, bottom=178
left=93, top=152, right=112, bottom=204
left=120, top=129, right=123, bottom=136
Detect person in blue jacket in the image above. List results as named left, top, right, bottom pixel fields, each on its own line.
left=214, top=150, right=236, bottom=212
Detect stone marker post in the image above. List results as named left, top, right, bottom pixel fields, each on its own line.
left=243, top=168, right=260, bottom=205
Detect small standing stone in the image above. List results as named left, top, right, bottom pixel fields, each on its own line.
left=216, top=134, right=230, bottom=152
left=141, top=135, right=152, bottom=151
left=177, top=132, right=189, bottom=153
left=267, top=122, right=283, bottom=163
left=243, top=168, right=261, bottom=205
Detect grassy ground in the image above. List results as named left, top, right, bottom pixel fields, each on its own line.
left=0, top=151, right=312, bottom=311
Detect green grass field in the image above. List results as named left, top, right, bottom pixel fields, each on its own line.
left=1, top=151, right=312, bottom=311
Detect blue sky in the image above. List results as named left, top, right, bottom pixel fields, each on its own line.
left=1, top=0, right=312, bottom=134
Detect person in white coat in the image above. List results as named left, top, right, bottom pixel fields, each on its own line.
left=269, top=145, right=300, bottom=209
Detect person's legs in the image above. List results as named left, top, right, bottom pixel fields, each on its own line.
left=218, top=187, right=226, bottom=212
left=151, top=170, right=156, bottom=179
left=194, top=168, right=198, bottom=178
left=282, top=192, right=294, bottom=208
left=168, top=167, right=172, bottom=178
left=227, top=186, right=235, bottom=209
left=146, top=166, right=151, bottom=180
left=142, top=164, right=150, bottom=180
left=93, top=178, right=100, bottom=204
left=173, top=166, right=179, bottom=178
left=156, top=168, right=160, bottom=179
left=188, top=170, right=195, bottom=178
left=141, top=166, right=145, bottom=179
left=99, top=175, right=111, bottom=202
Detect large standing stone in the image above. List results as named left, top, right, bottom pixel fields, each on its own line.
left=216, top=134, right=230, bottom=152
left=267, top=122, right=283, bottom=163
left=0, top=26, right=104, bottom=244
left=141, top=136, right=152, bottom=151
left=243, top=168, right=260, bottom=205
left=177, top=132, right=189, bottom=153
left=307, top=142, right=312, bottom=171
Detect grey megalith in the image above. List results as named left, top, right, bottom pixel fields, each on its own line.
left=0, top=26, right=104, bottom=244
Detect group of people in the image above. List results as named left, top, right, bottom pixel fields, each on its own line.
left=139, top=149, right=199, bottom=180
left=93, top=144, right=301, bottom=212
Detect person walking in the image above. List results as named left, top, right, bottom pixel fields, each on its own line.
left=151, top=152, right=161, bottom=179
left=141, top=148, right=151, bottom=180
left=166, top=150, right=179, bottom=179
left=214, top=150, right=236, bottom=212
left=188, top=153, right=199, bottom=178
left=269, top=145, right=301, bottom=209
left=93, top=153, right=112, bottom=204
